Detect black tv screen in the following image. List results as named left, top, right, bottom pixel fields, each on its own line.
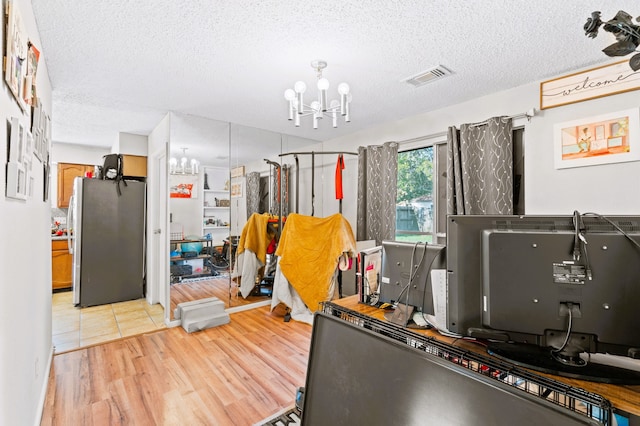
left=482, top=229, right=640, bottom=351
left=447, top=214, right=640, bottom=383
left=301, top=312, right=600, bottom=425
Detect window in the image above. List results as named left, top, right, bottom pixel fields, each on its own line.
left=395, top=128, right=524, bottom=243
left=395, top=142, right=447, bottom=243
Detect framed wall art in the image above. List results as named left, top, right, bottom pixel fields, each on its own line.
left=554, top=108, right=640, bottom=169
left=24, top=41, right=40, bottom=106
left=4, top=1, right=28, bottom=111
left=541, top=60, right=640, bottom=110
left=169, top=174, right=198, bottom=198
left=6, top=117, right=28, bottom=200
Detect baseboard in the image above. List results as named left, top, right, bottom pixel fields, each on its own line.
left=226, top=299, right=272, bottom=314
left=165, top=318, right=182, bottom=328
left=35, top=345, right=54, bottom=426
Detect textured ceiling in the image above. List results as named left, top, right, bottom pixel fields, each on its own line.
left=31, top=1, right=637, bottom=152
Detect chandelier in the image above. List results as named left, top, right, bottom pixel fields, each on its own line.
left=170, top=148, right=199, bottom=175
left=284, top=60, right=351, bottom=129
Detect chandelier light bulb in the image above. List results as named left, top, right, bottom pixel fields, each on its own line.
left=337, top=82, right=350, bottom=95
left=294, top=81, right=307, bottom=93
left=284, top=88, right=296, bottom=101
left=317, top=77, right=330, bottom=90
left=170, top=148, right=199, bottom=175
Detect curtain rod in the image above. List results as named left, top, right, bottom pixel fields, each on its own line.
left=279, top=151, right=358, bottom=157
left=397, top=108, right=536, bottom=145
left=468, top=109, right=535, bottom=128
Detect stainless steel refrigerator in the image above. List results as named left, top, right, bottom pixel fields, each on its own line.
left=68, top=177, right=146, bottom=307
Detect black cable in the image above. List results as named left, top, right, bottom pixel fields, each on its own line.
left=572, top=211, right=592, bottom=281
left=551, top=307, right=573, bottom=354
left=572, top=210, right=582, bottom=261
left=550, top=306, right=586, bottom=367
left=583, top=212, right=640, bottom=250
left=392, top=242, right=427, bottom=324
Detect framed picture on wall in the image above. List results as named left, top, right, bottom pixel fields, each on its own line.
left=169, top=174, right=198, bottom=198
left=4, top=1, right=28, bottom=111
left=6, top=162, right=27, bottom=200
left=554, top=108, right=640, bottom=169
left=6, top=117, right=28, bottom=200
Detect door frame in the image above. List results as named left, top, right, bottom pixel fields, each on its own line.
left=146, top=144, right=171, bottom=318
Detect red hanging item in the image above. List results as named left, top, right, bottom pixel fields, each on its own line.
left=335, top=154, right=344, bottom=200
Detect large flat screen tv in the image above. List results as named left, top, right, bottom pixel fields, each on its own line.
left=447, top=213, right=640, bottom=383
left=300, top=312, right=601, bottom=425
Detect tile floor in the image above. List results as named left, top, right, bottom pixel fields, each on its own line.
left=52, top=291, right=166, bottom=353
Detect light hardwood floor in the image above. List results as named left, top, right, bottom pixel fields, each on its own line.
left=52, top=291, right=166, bottom=353
left=170, top=277, right=271, bottom=319
left=41, top=304, right=311, bottom=425
left=53, top=277, right=271, bottom=353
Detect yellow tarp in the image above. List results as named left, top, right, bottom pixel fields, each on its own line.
left=236, top=213, right=275, bottom=264
left=276, top=213, right=356, bottom=311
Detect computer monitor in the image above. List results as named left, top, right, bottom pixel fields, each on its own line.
left=379, top=241, right=446, bottom=316
left=301, top=311, right=602, bottom=425
left=447, top=214, right=640, bottom=383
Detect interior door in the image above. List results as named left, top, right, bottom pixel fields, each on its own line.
left=148, top=145, right=169, bottom=308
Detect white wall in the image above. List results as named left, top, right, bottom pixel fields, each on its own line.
left=170, top=194, right=201, bottom=237
left=0, top=0, right=54, bottom=424
left=114, top=132, right=148, bottom=156
left=49, top=142, right=110, bottom=208
left=316, top=61, right=640, bottom=227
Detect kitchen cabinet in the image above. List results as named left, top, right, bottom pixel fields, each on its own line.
left=51, top=239, right=72, bottom=290
left=122, top=155, right=147, bottom=177
left=57, top=163, right=94, bottom=208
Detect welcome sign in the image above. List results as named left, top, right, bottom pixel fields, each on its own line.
left=540, top=60, right=640, bottom=110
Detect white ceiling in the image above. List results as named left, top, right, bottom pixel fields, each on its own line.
left=31, top=1, right=637, bottom=151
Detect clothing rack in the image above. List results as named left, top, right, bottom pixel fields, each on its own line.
left=279, top=151, right=358, bottom=215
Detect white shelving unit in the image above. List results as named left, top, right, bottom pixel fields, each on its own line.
left=202, top=166, right=230, bottom=245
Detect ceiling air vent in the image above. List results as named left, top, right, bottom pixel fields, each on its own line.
left=403, top=65, right=452, bottom=87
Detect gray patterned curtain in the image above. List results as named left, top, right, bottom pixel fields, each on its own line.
left=447, top=116, right=513, bottom=215
left=245, top=171, right=260, bottom=219
left=269, top=164, right=290, bottom=217
left=269, top=166, right=279, bottom=216
left=356, top=141, right=398, bottom=244
left=281, top=164, right=290, bottom=218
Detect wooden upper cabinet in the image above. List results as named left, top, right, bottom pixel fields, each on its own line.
left=122, top=155, right=147, bottom=177
left=57, top=163, right=93, bottom=208
left=57, top=157, right=146, bottom=207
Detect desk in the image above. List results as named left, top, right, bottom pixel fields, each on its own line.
left=332, top=295, right=640, bottom=420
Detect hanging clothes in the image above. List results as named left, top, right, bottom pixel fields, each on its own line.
left=335, top=154, right=345, bottom=200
